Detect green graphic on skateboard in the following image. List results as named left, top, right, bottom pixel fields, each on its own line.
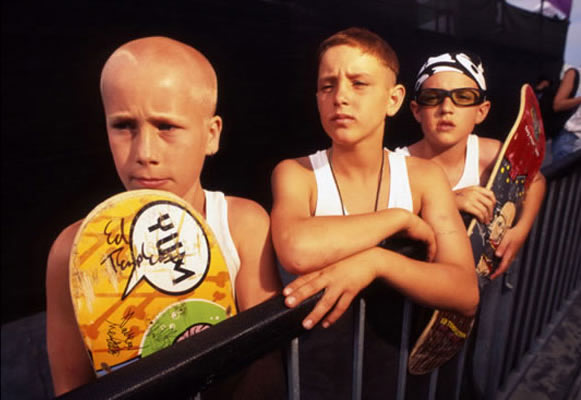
left=408, top=84, right=546, bottom=375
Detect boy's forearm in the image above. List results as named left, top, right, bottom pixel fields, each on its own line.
left=273, top=208, right=412, bottom=274
left=514, top=172, right=546, bottom=234
left=367, top=247, right=479, bottom=316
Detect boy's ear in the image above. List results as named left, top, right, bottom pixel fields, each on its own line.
left=410, top=100, right=422, bottom=123
left=205, top=115, right=222, bottom=156
left=386, top=83, right=406, bottom=117
left=475, top=100, right=491, bottom=124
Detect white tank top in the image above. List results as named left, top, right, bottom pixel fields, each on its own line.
left=394, top=134, right=480, bottom=190
left=204, top=190, right=241, bottom=294
left=308, top=149, right=413, bottom=216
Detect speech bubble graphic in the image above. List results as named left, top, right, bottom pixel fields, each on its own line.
left=123, top=201, right=210, bottom=298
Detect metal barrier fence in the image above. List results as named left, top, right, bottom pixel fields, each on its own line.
left=286, top=152, right=581, bottom=400
left=57, top=152, right=581, bottom=400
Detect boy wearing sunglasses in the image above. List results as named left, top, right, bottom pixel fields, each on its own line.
left=398, top=52, right=545, bottom=279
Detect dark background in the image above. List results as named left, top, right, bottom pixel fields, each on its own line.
left=1, top=0, right=568, bottom=324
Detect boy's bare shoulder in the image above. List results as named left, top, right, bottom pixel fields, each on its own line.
left=404, top=155, right=448, bottom=182
left=478, top=136, right=502, bottom=168
left=224, top=196, right=271, bottom=247
left=226, top=196, right=270, bottom=226
left=47, top=220, right=83, bottom=271
left=272, top=156, right=313, bottom=178
left=404, top=156, right=451, bottom=212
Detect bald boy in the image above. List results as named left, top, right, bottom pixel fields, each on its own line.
left=46, top=37, right=281, bottom=395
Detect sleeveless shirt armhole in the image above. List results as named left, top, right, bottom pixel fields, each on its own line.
left=204, top=190, right=241, bottom=293
left=309, top=150, right=345, bottom=216
left=452, top=134, right=480, bottom=190
left=387, top=151, right=414, bottom=212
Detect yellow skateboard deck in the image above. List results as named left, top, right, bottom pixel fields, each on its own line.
left=69, top=189, right=237, bottom=375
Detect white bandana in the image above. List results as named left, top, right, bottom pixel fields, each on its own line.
left=415, top=52, right=487, bottom=93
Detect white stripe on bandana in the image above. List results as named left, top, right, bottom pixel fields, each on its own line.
left=414, top=52, right=487, bottom=93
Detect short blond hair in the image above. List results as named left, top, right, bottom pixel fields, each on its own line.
left=317, top=27, right=399, bottom=77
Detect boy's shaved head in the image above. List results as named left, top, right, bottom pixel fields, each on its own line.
left=100, top=36, right=218, bottom=115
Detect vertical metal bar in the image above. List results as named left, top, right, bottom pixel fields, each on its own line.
left=428, top=368, right=439, bottom=400
left=496, top=256, right=528, bottom=391
left=528, top=180, right=565, bottom=347
left=569, top=170, right=581, bottom=287
left=287, top=338, right=300, bottom=400
left=569, top=201, right=581, bottom=288
left=496, top=256, right=522, bottom=382
left=540, top=179, right=570, bottom=329
left=484, top=269, right=517, bottom=399
left=564, top=203, right=581, bottom=296
left=352, top=298, right=365, bottom=400
left=573, top=219, right=581, bottom=287
left=507, top=184, right=553, bottom=371
left=516, top=193, right=552, bottom=359
left=396, top=299, right=412, bottom=400
left=561, top=175, right=581, bottom=298
left=501, top=219, right=538, bottom=377
left=453, top=341, right=469, bottom=400
left=547, top=175, right=575, bottom=316
left=551, top=175, right=580, bottom=312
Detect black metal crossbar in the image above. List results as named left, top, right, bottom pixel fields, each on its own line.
left=57, top=292, right=322, bottom=400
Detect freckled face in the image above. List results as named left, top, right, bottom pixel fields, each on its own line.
left=411, top=71, right=490, bottom=148
left=102, top=62, right=219, bottom=205
left=316, top=45, right=398, bottom=146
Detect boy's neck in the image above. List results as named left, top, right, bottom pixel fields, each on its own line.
left=411, top=137, right=470, bottom=188
left=182, top=183, right=207, bottom=218
left=329, top=139, right=385, bottom=179
left=412, top=136, right=468, bottom=167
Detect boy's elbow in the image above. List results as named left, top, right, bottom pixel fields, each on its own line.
left=273, top=234, right=314, bottom=275
left=279, top=250, right=316, bottom=275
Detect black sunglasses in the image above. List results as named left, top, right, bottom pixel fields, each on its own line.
left=415, top=88, right=486, bottom=107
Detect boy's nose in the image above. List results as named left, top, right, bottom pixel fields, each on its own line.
left=439, top=96, right=455, bottom=113
left=333, top=80, right=350, bottom=105
left=134, top=128, right=160, bottom=165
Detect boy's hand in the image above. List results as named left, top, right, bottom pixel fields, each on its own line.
left=283, top=254, right=377, bottom=329
left=402, top=213, right=437, bottom=262
left=490, top=225, right=526, bottom=279
left=454, top=186, right=496, bottom=224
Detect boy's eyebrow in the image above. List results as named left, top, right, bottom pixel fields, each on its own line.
left=107, top=113, right=134, bottom=123
left=106, top=113, right=187, bottom=128
left=318, top=72, right=373, bottom=82
left=148, top=115, right=187, bottom=128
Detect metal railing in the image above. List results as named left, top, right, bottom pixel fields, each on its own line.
left=57, top=151, right=581, bottom=400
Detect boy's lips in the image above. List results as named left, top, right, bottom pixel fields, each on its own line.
left=132, top=176, right=169, bottom=189
left=437, top=120, right=456, bottom=131
left=331, top=113, right=355, bottom=124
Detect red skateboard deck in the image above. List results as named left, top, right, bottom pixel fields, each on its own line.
left=408, top=84, right=545, bottom=375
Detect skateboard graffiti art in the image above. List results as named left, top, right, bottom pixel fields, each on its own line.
left=69, top=189, right=237, bottom=376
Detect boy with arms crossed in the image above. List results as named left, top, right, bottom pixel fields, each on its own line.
left=46, top=37, right=281, bottom=396
left=270, top=28, right=479, bottom=398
